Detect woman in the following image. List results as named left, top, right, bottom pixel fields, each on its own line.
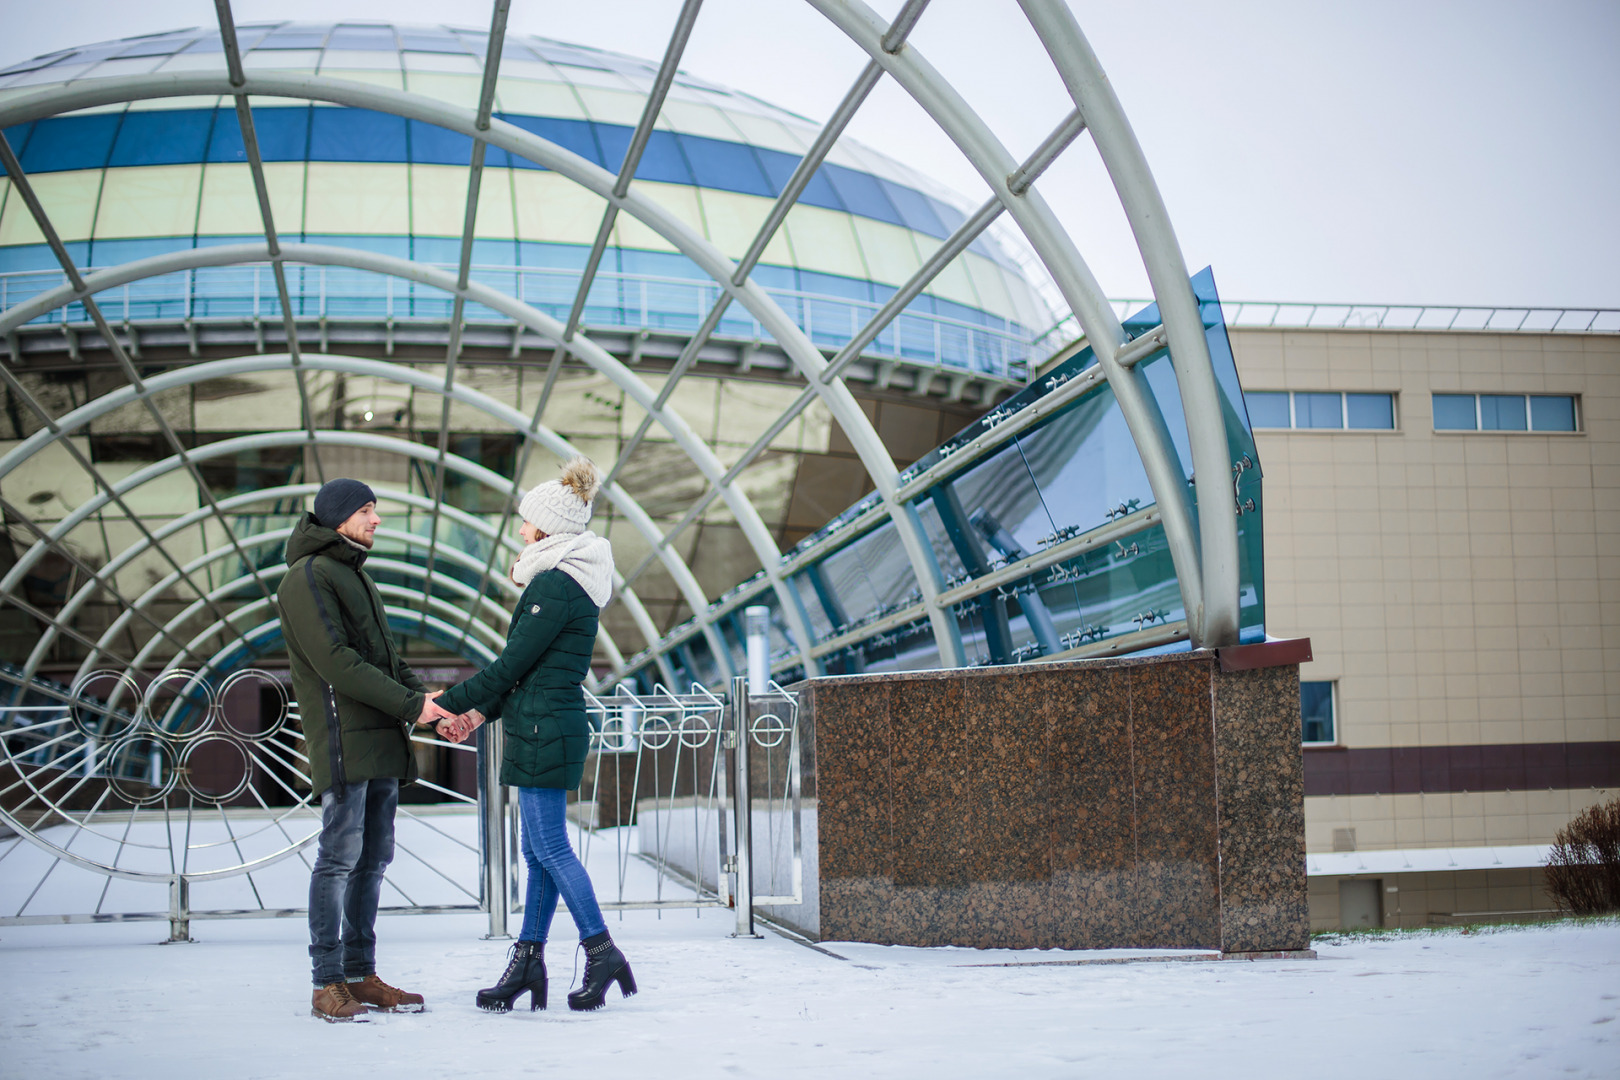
left=435, top=457, right=634, bottom=1013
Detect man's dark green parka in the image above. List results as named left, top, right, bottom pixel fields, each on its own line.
left=278, top=514, right=428, bottom=798
left=437, top=568, right=599, bottom=791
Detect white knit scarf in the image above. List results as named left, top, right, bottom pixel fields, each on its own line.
left=510, top=530, right=614, bottom=607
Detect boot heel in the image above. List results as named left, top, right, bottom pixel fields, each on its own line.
left=616, top=965, right=637, bottom=998
left=528, top=979, right=548, bottom=1011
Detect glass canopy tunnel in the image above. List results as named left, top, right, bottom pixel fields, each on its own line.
left=0, top=2, right=1262, bottom=726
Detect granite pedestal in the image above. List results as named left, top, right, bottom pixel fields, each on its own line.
left=781, top=643, right=1311, bottom=955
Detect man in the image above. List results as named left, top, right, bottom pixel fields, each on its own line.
left=277, top=478, right=459, bottom=1022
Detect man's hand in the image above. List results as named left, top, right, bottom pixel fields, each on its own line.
left=435, top=709, right=486, bottom=744
left=415, top=690, right=455, bottom=727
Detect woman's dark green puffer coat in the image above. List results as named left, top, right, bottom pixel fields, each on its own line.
left=437, top=568, right=600, bottom=790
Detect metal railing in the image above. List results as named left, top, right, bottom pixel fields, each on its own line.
left=0, top=262, right=1038, bottom=382
left=1, top=667, right=797, bottom=941
left=1033, top=300, right=1620, bottom=348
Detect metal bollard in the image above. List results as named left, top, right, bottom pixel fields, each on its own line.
left=166, top=874, right=192, bottom=943
left=479, top=721, right=510, bottom=939
left=730, top=675, right=760, bottom=938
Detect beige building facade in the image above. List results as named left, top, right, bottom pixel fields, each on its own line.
left=1229, top=325, right=1619, bottom=929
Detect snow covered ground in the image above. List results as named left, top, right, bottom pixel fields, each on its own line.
left=3, top=810, right=1616, bottom=1077
left=1, top=907, right=1615, bottom=1078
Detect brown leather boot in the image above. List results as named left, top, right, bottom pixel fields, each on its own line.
left=348, top=973, right=426, bottom=1013
left=312, top=982, right=371, bottom=1022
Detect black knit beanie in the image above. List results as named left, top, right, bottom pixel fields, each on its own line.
left=313, top=478, right=377, bottom=529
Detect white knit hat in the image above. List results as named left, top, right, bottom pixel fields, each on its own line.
left=518, top=457, right=600, bottom=536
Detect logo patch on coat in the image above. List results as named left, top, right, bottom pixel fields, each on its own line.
left=530, top=604, right=542, bottom=614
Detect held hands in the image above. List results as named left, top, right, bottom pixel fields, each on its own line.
left=435, top=709, right=486, bottom=744
left=415, top=690, right=457, bottom=727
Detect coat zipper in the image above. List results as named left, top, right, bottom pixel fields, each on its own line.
left=323, top=682, right=347, bottom=798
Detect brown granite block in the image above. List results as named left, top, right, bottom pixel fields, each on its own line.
left=1129, top=657, right=1221, bottom=949
left=1214, top=664, right=1310, bottom=952
left=1047, top=666, right=1137, bottom=949
left=811, top=681, right=892, bottom=879
left=961, top=673, right=1052, bottom=884
left=890, top=676, right=970, bottom=888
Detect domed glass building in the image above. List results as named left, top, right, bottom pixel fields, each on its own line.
left=0, top=22, right=1047, bottom=376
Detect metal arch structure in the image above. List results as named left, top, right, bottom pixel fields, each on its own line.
left=0, top=0, right=1245, bottom=709
left=0, top=350, right=724, bottom=682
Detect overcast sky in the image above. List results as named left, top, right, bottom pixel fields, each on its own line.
left=3, top=0, right=1617, bottom=310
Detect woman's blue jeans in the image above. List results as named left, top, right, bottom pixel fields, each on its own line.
left=516, top=786, right=606, bottom=944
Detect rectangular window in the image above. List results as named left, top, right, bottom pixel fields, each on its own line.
left=1432, top=393, right=1579, bottom=432
left=1244, top=391, right=1291, bottom=429
left=1244, top=391, right=1396, bottom=430
left=1432, top=393, right=1477, bottom=430
left=1301, top=680, right=1335, bottom=745
left=1296, top=392, right=1343, bottom=429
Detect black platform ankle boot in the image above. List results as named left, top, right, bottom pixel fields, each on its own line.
left=566, top=932, right=636, bottom=1011
left=476, top=940, right=547, bottom=1012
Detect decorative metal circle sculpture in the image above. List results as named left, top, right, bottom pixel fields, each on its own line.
left=0, top=668, right=319, bottom=883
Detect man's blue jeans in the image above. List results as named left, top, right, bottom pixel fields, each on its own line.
left=308, top=778, right=397, bottom=987
left=517, top=786, right=607, bottom=944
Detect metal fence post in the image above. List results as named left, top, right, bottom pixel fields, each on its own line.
left=479, top=721, right=511, bottom=940
left=166, top=874, right=192, bottom=943
left=730, top=675, right=760, bottom=938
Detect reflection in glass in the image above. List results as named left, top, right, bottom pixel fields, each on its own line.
left=1245, top=391, right=1290, bottom=428
left=1529, top=395, right=1576, bottom=432
left=1480, top=394, right=1527, bottom=431
left=1432, top=393, right=1477, bottom=430
left=1346, top=393, right=1395, bottom=430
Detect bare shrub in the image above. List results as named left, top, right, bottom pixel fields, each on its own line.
left=1544, top=795, right=1620, bottom=915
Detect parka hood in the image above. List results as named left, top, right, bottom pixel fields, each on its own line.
left=285, top=512, right=369, bottom=569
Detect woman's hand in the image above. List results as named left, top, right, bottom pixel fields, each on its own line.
left=435, top=709, right=487, bottom=744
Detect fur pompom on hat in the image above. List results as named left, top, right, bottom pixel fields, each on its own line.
left=518, top=457, right=600, bottom=536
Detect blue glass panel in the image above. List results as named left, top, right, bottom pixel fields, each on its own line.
left=1296, top=392, right=1343, bottom=429
left=752, top=147, right=845, bottom=210
left=0, top=242, right=86, bottom=272
left=675, top=133, right=773, bottom=197
left=928, top=197, right=967, bottom=235
left=1529, top=395, right=1576, bottom=432
left=18, top=113, right=122, bottom=173
left=821, top=164, right=902, bottom=227
left=594, top=126, right=693, bottom=186
left=1014, top=390, right=1155, bottom=538
left=1301, top=681, right=1334, bottom=743
left=410, top=237, right=461, bottom=263
left=1480, top=394, right=1526, bottom=431
left=308, top=108, right=406, bottom=163
left=107, top=109, right=213, bottom=167
left=498, top=114, right=601, bottom=169
left=1245, top=391, right=1290, bottom=428
left=749, top=263, right=796, bottom=291
left=797, top=270, right=871, bottom=302
left=207, top=106, right=310, bottom=162
left=876, top=178, right=948, bottom=238
left=87, top=237, right=195, bottom=267
left=813, top=519, right=919, bottom=635
left=616, top=249, right=706, bottom=279
left=406, top=119, right=473, bottom=165
left=326, top=27, right=398, bottom=50
left=1432, top=394, right=1477, bottom=430
left=517, top=241, right=590, bottom=269
left=2, top=123, right=33, bottom=158
left=1346, top=392, right=1394, bottom=429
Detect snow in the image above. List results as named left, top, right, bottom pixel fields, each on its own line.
left=1307, top=844, right=1553, bottom=876
left=3, top=813, right=1617, bottom=1078
left=2, top=909, right=1617, bottom=1077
